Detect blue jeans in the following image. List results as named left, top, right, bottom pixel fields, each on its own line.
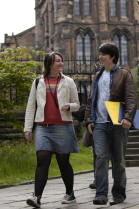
left=93, top=123, right=128, bottom=203
left=91, top=135, right=97, bottom=179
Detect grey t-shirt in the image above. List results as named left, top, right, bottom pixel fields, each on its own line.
left=95, top=70, right=110, bottom=123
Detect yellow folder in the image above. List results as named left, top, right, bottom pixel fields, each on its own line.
left=104, top=101, right=121, bottom=125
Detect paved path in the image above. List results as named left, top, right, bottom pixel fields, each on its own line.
left=0, top=167, right=139, bottom=209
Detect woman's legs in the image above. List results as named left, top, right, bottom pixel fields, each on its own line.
left=56, top=153, right=74, bottom=195
left=35, top=150, right=52, bottom=197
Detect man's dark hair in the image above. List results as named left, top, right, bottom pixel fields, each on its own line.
left=99, top=43, right=119, bottom=64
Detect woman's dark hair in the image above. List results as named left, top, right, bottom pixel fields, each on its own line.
left=99, top=43, right=119, bottom=64
left=43, top=52, right=64, bottom=77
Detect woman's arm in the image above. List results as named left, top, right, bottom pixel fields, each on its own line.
left=66, top=78, right=80, bottom=112
left=24, top=79, right=37, bottom=133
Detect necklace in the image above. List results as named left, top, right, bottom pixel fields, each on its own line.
left=48, top=75, right=59, bottom=80
left=47, top=76, right=59, bottom=109
left=49, top=77, right=58, bottom=80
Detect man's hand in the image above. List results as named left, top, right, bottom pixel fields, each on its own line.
left=121, top=119, right=131, bottom=128
left=88, top=123, right=94, bottom=135
left=25, top=132, right=32, bottom=141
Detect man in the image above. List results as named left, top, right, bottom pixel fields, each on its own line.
left=85, top=43, right=137, bottom=205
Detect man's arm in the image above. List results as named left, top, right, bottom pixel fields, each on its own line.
left=124, top=72, right=137, bottom=123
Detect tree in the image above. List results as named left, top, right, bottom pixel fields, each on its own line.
left=0, top=46, right=45, bottom=130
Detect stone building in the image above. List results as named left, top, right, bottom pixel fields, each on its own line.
left=34, top=0, right=139, bottom=69
left=1, top=0, right=139, bottom=69
left=1, top=26, right=35, bottom=50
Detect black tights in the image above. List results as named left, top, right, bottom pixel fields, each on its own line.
left=35, top=150, right=74, bottom=197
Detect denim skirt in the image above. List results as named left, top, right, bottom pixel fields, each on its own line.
left=35, top=123, right=79, bottom=154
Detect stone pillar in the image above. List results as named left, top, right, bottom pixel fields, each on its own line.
left=35, top=0, right=42, bottom=49
left=133, top=0, right=139, bottom=23
left=54, top=0, right=73, bottom=57
left=98, top=0, right=108, bottom=44
left=98, top=0, right=107, bottom=22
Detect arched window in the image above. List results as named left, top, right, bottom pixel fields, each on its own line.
left=113, top=33, right=128, bottom=66
left=74, top=0, right=80, bottom=15
left=121, top=0, right=127, bottom=17
left=113, top=34, right=120, bottom=65
left=85, top=34, right=91, bottom=63
left=110, top=0, right=116, bottom=16
left=77, top=34, right=83, bottom=61
left=121, top=35, right=128, bottom=65
left=84, top=0, right=90, bottom=16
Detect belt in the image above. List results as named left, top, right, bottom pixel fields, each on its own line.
left=37, top=124, right=50, bottom=127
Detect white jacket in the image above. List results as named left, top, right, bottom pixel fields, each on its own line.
left=24, top=73, right=80, bottom=132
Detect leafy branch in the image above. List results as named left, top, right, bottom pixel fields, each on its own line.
left=0, top=46, right=45, bottom=130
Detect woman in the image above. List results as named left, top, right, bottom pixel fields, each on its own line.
left=24, top=52, right=80, bottom=208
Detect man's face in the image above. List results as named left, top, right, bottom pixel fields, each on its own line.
left=99, top=52, right=114, bottom=68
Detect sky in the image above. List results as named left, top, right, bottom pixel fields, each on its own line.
left=0, top=0, right=35, bottom=43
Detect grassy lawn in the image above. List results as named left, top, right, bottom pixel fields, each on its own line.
left=0, top=135, right=94, bottom=185
left=131, top=66, right=139, bottom=109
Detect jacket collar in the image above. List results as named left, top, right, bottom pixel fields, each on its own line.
left=99, top=64, right=118, bottom=72
left=40, top=72, right=65, bottom=80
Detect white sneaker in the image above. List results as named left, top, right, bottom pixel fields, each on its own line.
left=61, top=191, right=76, bottom=204
left=26, top=193, right=41, bottom=208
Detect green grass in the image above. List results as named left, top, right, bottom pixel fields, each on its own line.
left=131, top=66, right=139, bottom=109
left=0, top=136, right=94, bottom=185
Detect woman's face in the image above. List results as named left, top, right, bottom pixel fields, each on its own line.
left=50, top=54, right=63, bottom=75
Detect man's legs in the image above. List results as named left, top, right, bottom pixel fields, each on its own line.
left=89, top=134, right=97, bottom=189
left=92, top=134, right=97, bottom=178
left=110, top=125, right=128, bottom=202
left=93, top=123, right=110, bottom=203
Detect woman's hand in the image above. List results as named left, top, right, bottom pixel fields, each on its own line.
left=61, top=104, right=70, bottom=111
left=25, top=132, right=32, bottom=141
left=121, top=119, right=131, bottom=128
left=88, top=123, right=94, bottom=135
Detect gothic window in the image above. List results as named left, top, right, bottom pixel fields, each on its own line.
left=110, top=0, right=116, bottom=16
left=74, top=0, right=80, bottom=15
left=85, top=34, right=91, bottom=63
left=84, top=0, right=90, bottom=16
left=121, top=0, right=127, bottom=17
left=113, top=34, right=128, bottom=65
left=121, top=35, right=128, bottom=65
left=113, top=34, right=120, bottom=65
left=77, top=34, right=83, bottom=61
left=76, top=33, right=92, bottom=64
